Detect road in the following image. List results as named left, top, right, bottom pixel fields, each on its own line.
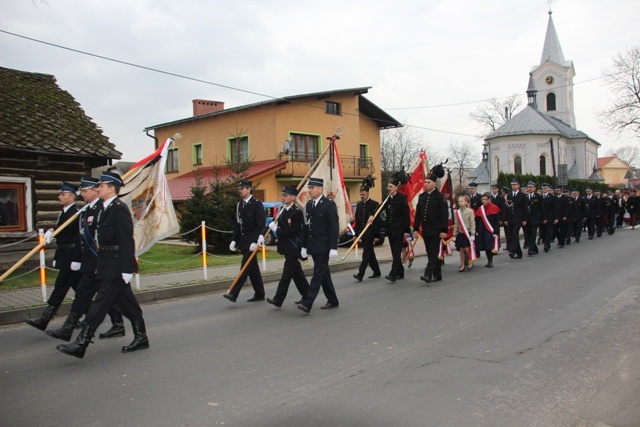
left=2, top=229, right=639, bottom=426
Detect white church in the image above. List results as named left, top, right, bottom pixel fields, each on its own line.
left=470, top=11, right=601, bottom=191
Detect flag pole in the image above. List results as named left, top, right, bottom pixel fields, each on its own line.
left=226, top=134, right=339, bottom=294
left=0, top=137, right=178, bottom=282
left=341, top=195, right=389, bottom=260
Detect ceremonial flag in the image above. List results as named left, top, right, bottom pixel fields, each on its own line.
left=439, top=168, right=456, bottom=240
left=297, top=142, right=353, bottom=234
left=119, top=138, right=180, bottom=256
left=399, top=150, right=428, bottom=227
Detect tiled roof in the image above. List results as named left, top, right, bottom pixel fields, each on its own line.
left=485, top=105, right=589, bottom=140
left=0, top=66, right=121, bottom=159
left=168, top=159, right=287, bottom=202
left=597, top=156, right=616, bottom=169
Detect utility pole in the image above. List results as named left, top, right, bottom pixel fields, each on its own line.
left=549, top=138, right=557, bottom=186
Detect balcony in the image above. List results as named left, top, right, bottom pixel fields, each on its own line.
left=276, top=154, right=375, bottom=179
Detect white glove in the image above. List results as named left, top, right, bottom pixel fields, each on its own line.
left=329, top=249, right=338, bottom=259
left=257, top=235, right=265, bottom=247
left=250, top=243, right=258, bottom=251
left=70, top=262, right=81, bottom=271
left=229, top=241, right=236, bottom=251
left=122, top=273, right=133, bottom=284
left=268, top=222, right=278, bottom=232
left=52, top=260, right=56, bottom=268
left=470, top=236, right=475, bottom=242
left=300, top=247, right=307, bottom=258
left=44, top=229, right=54, bottom=244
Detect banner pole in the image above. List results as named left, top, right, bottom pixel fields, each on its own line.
left=38, top=229, right=47, bottom=302
left=201, top=221, right=208, bottom=280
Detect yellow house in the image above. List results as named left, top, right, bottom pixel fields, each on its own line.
left=144, top=87, right=401, bottom=204
left=597, top=155, right=632, bottom=187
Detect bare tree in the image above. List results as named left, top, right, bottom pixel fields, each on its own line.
left=606, top=144, right=639, bottom=167
left=599, top=45, right=640, bottom=138
left=446, top=140, right=481, bottom=188
left=470, top=94, right=524, bottom=134
left=380, top=125, right=423, bottom=183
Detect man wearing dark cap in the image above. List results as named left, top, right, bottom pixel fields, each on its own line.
left=298, top=177, right=340, bottom=313
left=468, top=182, right=481, bottom=211
left=501, top=186, right=511, bottom=249
left=223, top=180, right=266, bottom=303
left=353, top=185, right=382, bottom=282
left=25, top=182, right=82, bottom=333
left=593, top=189, right=605, bottom=237
left=584, top=187, right=597, bottom=239
left=505, top=178, right=527, bottom=259
left=540, top=183, right=557, bottom=252
left=384, top=176, right=411, bottom=282
left=553, top=186, right=569, bottom=247
left=414, top=173, right=448, bottom=283
left=524, top=181, right=542, bottom=255
left=606, top=189, right=618, bottom=235
left=571, top=189, right=585, bottom=243
left=628, top=189, right=638, bottom=229
left=266, top=186, right=309, bottom=308
left=563, top=189, right=575, bottom=244
left=57, top=171, right=148, bottom=359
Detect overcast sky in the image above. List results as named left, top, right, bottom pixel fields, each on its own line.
left=2, top=0, right=638, bottom=163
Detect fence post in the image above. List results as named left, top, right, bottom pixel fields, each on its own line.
left=262, top=245, right=267, bottom=271
left=355, top=242, right=359, bottom=260
left=38, top=229, right=47, bottom=302
left=134, top=258, right=141, bottom=290
left=201, top=221, right=208, bottom=280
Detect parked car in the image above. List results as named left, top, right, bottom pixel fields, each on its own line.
left=339, top=202, right=386, bottom=246
left=263, top=202, right=283, bottom=245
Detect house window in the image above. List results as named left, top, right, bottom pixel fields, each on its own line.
left=539, top=155, right=547, bottom=175
left=229, top=136, right=249, bottom=163
left=290, top=133, right=319, bottom=161
left=192, top=143, right=203, bottom=165
left=546, top=93, right=556, bottom=111
left=325, top=101, right=341, bottom=115
left=359, top=144, right=371, bottom=168
left=167, top=148, right=179, bottom=173
left=0, top=182, right=27, bottom=232
left=514, top=155, right=522, bottom=175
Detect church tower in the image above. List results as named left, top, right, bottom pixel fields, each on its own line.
left=530, top=11, right=576, bottom=128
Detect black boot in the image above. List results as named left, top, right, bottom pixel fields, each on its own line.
left=56, top=324, right=95, bottom=359
left=99, top=312, right=125, bottom=339
left=45, top=311, right=81, bottom=342
left=122, top=319, right=149, bottom=353
left=25, top=305, right=57, bottom=331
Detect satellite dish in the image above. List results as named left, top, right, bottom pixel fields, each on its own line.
left=283, top=140, right=291, bottom=155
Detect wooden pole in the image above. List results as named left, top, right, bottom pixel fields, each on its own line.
left=226, top=137, right=336, bottom=293
left=341, top=195, right=389, bottom=260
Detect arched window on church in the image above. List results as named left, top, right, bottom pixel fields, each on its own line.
left=514, top=155, right=522, bottom=175
left=494, top=156, right=500, bottom=178
left=546, top=93, right=556, bottom=111
left=539, top=155, right=547, bottom=175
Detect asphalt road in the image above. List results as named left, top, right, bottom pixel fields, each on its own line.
left=2, top=229, right=640, bottom=427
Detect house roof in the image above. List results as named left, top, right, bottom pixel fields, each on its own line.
left=145, top=87, right=402, bottom=131
left=485, top=105, right=595, bottom=142
left=0, top=66, right=121, bottom=159
left=597, top=156, right=616, bottom=169
left=167, top=159, right=287, bottom=202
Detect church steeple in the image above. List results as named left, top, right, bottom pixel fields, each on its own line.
left=526, top=73, right=537, bottom=108
left=540, top=11, right=566, bottom=66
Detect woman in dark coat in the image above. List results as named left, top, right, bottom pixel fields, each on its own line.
left=474, top=193, right=501, bottom=268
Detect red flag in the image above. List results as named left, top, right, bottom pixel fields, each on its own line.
left=399, top=151, right=428, bottom=227
left=439, top=169, right=456, bottom=240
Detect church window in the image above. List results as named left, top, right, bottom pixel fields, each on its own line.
left=546, top=93, right=556, bottom=111
left=539, top=155, right=547, bottom=175
left=514, top=155, right=522, bottom=175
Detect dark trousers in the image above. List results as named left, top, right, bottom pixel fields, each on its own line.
left=596, top=217, right=605, bottom=236
left=388, top=234, right=404, bottom=278
left=555, top=221, right=567, bottom=245
left=573, top=220, right=583, bottom=241
left=47, top=267, right=81, bottom=307
left=231, top=249, right=265, bottom=298
left=357, top=237, right=381, bottom=277
left=541, top=222, right=555, bottom=249
left=507, top=223, right=522, bottom=256
left=565, top=220, right=574, bottom=243
left=423, top=234, right=442, bottom=279
left=503, top=224, right=510, bottom=249
left=586, top=217, right=596, bottom=237
left=272, top=253, right=309, bottom=303
left=85, top=276, right=143, bottom=329
left=69, top=271, right=100, bottom=315
left=525, top=223, right=539, bottom=253
left=302, top=253, right=338, bottom=309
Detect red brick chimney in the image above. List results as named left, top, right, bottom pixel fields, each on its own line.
left=192, top=99, right=224, bottom=116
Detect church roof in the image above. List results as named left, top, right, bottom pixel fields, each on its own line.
left=485, top=105, right=590, bottom=140
left=539, top=12, right=571, bottom=68
left=567, top=162, right=586, bottom=180
left=469, top=162, right=490, bottom=184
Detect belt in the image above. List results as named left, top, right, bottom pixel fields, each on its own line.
left=99, top=245, right=120, bottom=251
left=81, top=245, right=99, bottom=253
left=57, top=244, right=76, bottom=250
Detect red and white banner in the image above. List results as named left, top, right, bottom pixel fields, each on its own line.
left=398, top=151, right=428, bottom=228
left=120, top=138, right=180, bottom=257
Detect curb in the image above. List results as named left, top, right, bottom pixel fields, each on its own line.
left=1, top=258, right=380, bottom=326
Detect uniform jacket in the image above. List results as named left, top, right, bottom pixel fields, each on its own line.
left=54, top=204, right=82, bottom=269
left=566, top=196, right=575, bottom=221
left=506, top=191, right=528, bottom=224
left=555, top=195, right=570, bottom=221
left=526, top=192, right=543, bottom=225
left=385, top=192, right=411, bottom=237
left=273, top=204, right=304, bottom=255
left=541, top=193, right=556, bottom=222
left=302, top=195, right=338, bottom=255
left=491, top=193, right=507, bottom=222
left=414, top=189, right=449, bottom=237
left=232, top=196, right=266, bottom=251
left=584, top=195, right=597, bottom=218
left=79, top=200, right=103, bottom=273
left=573, top=196, right=586, bottom=222
left=355, top=198, right=380, bottom=240
left=95, top=198, right=137, bottom=279
left=469, top=193, right=482, bottom=212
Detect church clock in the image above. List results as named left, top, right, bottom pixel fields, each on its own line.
left=545, top=75, right=554, bottom=85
